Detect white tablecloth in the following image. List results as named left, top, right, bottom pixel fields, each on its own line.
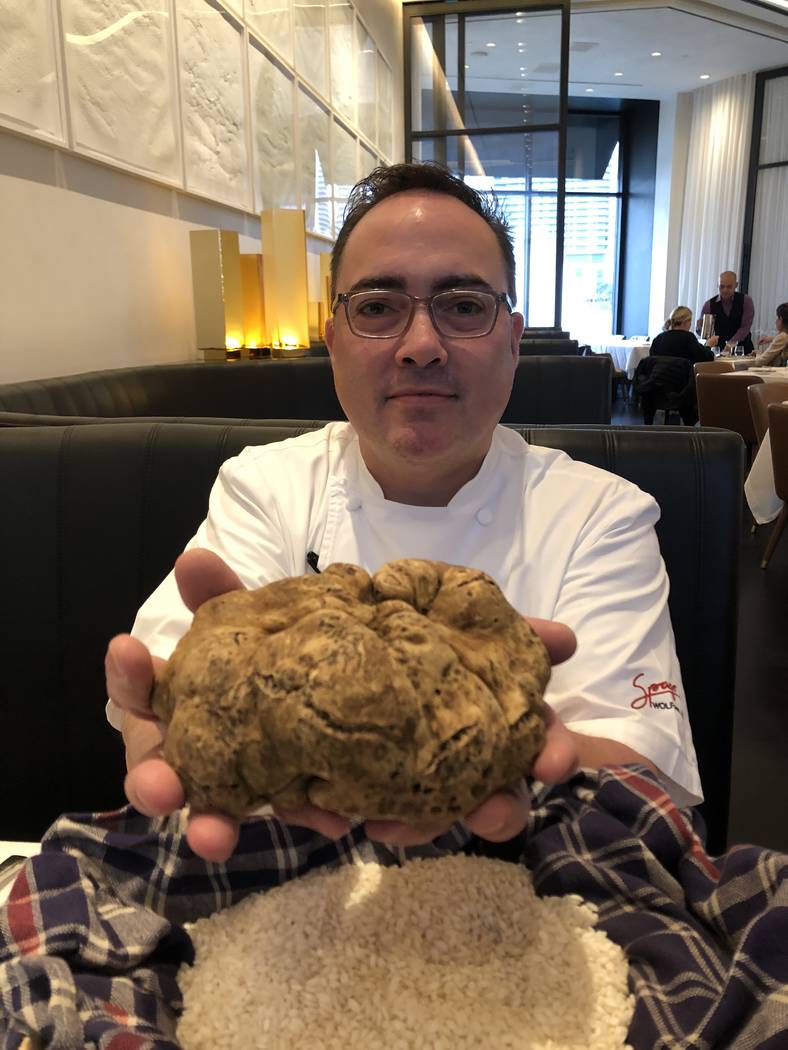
left=589, top=339, right=650, bottom=379
left=723, top=365, right=788, bottom=383
left=744, top=401, right=787, bottom=524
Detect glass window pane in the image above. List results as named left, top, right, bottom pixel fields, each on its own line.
left=0, top=0, right=64, bottom=142
left=562, top=194, right=619, bottom=338
left=329, top=1, right=355, bottom=124
left=247, top=0, right=293, bottom=64
left=356, top=22, right=376, bottom=143
left=61, top=0, right=179, bottom=180
left=294, top=0, right=326, bottom=96
left=412, top=131, right=558, bottom=324
left=249, top=39, right=296, bottom=212
left=411, top=8, right=561, bottom=134
left=298, top=87, right=331, bottom=235
left=178, top=0, right=249, bottom=209
left=377, top=53, right=393, bottom=156
left=759, top=75, right=788, bottom=166
left=332, top=119, right=356, bottom=235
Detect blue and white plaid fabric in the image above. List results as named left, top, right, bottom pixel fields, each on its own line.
left=1, top=766, right=787, bottom=1050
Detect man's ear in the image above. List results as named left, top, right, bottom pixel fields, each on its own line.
left=324, top=316, right=335, bottom=358
left=510, top=311, right=525, bottom=360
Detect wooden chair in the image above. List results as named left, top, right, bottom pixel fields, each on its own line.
left=696, top=372, right=764, bottom=466
left=747, top=381, right=788, bottom=448
left=761, top=403, right=788, bottom=569
left=694, top=360, right=736, bottom=376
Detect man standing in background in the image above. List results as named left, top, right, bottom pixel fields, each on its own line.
left=698, top=271, right=755, bottom=352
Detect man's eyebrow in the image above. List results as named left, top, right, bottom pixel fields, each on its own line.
left=345, top=274, right=497, bottom=294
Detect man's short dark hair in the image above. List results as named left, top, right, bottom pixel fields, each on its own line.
left=331, top=162, right=517, bottom=305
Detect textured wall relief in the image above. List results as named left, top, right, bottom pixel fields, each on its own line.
left=329, top=1, right=354, bottom=125
left=298, top=88, right=331, bottom=236
left=249, top=43, right=296, bottom=212
left=247, top=0, right=292, bottom=64
left=0, top=0, right=63, bottom=140
left=178, top=0, right=248, bottom=208
left=62, top=0, right=179, bottom=179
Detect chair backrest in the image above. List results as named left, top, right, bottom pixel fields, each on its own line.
left=696, top=372, right=764, bottom=445
left=768, top=402, right=788, bottom=502
left=518, top=339, right=580, bottom=357
left=0, top=421, right=742, bottom=851
left=694, top=360, right=736, bottom=376
left=747, top=382, right=788, bottom=446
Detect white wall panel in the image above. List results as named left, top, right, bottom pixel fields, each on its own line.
left=61, top=0, right=180, bottom=181
left=0, top=0, right=64, bottom=143
left=249, top=39, right=296, bottom=212
left=178, top=0, right=249, bottom=208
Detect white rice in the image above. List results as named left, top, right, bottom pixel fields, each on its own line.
left=176, top=854, right=634, bottom=1049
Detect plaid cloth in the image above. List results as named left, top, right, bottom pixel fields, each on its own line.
left=1, top=766, right=786, bottom=1050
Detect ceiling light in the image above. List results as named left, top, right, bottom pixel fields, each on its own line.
left=586, top=87, right=594, bottom=93
left=486, top=41, right=496, bottom=47
left=464, top=64, right=469, bottom=69
left=520, top=66, right=526, bottom=71
left=699, top=73, right=710, bottom=80
left=516, top=18, right=523, bottom=24
left=614, top=71, right=623, bottom=77
left=650, top=51, right=662, bottom=57
left=521, top=72, right=526, bottom=77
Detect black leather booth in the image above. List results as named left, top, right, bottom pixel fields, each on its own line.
left=519, top=339, right=580, bottom=356
left=0, top=421, right=742, bottom=851
left=0, top=355, right=612, bottom=427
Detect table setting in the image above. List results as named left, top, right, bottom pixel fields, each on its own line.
left=589, top=337, right=651, bottom=379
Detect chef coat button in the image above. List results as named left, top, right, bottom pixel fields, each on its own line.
left=476, top=507, right=493, bottom=526
left=346, top=495, right=362, bottom=511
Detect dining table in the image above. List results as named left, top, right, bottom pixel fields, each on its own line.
left=589, top=337, right=651, bottom=379
left=723, top=362, right=788, bottom=381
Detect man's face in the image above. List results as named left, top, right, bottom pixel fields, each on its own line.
left=718, top=273, right=737, bottom=300
left=325, top=191, right=523, bottom=486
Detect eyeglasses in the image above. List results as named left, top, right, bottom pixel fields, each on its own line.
left=332, top=288, right=513, bottom=339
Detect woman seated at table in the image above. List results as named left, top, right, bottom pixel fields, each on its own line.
left=749, top=302, right=788, bottom=367
left=650, top=306, right=717, bottom=363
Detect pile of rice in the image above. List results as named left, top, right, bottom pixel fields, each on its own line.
left=176, top=854, right=633, bottom=1049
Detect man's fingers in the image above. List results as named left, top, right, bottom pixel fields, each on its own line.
left=363, top=818, right=452, bottom=847
left=186, top=813, right=241, bottom=863
left=106, top=634, right=165, bottom=718
left=124, top=756, right=185, bottom=816
left=524, top=617, right=577, bottom=665
left=273, top=802, right=351, bottom=841
left=532, top=708, right=580, bottom=784
left=464, top=783, right=531, bottom=842
left=175, top=548, right=245, bottom=613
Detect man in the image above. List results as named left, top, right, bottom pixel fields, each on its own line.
left=106, top=163, right=701, bottom=863
left=698, top=271, right=755, bottom=352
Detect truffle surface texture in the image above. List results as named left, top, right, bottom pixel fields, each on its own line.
left=152, top=559, right=550, bottom=823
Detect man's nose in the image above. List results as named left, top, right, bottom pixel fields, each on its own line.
left=394, top=302, right=448, bottom=367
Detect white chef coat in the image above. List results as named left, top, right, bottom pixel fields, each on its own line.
left=111, top=422, right=702, bottom=807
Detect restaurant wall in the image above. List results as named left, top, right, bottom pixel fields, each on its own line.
left=0, top=0, right=403, bottom=384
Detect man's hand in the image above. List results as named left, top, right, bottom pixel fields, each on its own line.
left=106, top=550, right=580, bottom=861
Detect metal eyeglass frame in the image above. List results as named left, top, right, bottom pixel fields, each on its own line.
left=331, top=288, right=513, bottom=339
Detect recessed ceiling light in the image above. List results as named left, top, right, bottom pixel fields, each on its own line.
left=516, top=18, right=523, bottom=24
left=614, top=71, right=624, bottom=77
left=520, top=66, right=526, bottom=71
left=586, top=87, right=594, bottom=93
left=521, top=72, right=526, bottom=77
left=651, top=51, right=662, bottom=57
left=486, top=41, right=496, bottom=47
left=699, top=73, right=710, bottom=79
left=464, top=64, right=469, bottom=69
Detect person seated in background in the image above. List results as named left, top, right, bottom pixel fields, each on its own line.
left=748, top=302, right=788, bottom=367
left=650, top=306, right=717, bottom=363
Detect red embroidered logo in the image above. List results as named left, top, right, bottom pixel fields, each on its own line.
left=629, top=673, right=680, bottom=711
